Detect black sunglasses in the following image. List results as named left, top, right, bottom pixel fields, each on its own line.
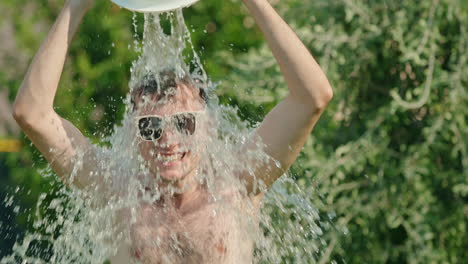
left=135, top=111, right=204, bottom=141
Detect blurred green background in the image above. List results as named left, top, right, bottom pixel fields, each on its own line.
left=0, top=0, right=467, bottom=263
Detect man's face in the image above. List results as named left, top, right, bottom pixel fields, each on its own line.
left=134, top=83, right=206, bottom=182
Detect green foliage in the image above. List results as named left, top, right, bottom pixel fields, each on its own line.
left=0, top=0, right=466, bottom=263
left=217, top=0, right=467, bottom=263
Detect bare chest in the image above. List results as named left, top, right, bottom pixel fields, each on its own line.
left=126, top=199, right=254, bottom=264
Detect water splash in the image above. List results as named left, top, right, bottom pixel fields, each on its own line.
left=1, top=9, right=326, bottom=264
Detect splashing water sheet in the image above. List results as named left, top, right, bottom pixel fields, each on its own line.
left=1, top=9, right=327, bottom=264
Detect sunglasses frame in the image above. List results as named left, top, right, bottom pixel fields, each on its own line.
left=134, top=111, right=205, bottom=141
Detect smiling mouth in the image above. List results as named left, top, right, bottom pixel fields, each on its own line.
left=156, top=152, right=187, bottom=165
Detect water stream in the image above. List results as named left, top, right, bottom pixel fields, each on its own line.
left=1, top=10, right=326, bottom=264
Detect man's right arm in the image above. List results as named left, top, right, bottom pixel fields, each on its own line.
left=13, top=0, right=97, bottom=189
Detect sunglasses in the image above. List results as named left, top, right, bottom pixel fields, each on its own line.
left=135, top=111, right=204, bottom=141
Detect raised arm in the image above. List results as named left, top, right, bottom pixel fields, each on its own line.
left=241, top=0, right=333, bottom=192
left=12, top=0, right=97, bottom=189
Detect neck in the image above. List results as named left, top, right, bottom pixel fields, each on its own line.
left=155, top=170, right=203, bottom=210
left=172, top=182, right=204, bottom=209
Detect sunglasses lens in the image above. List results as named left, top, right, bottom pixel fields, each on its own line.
left=138, top=117, right=162, bottom=140
left=174, top=113, right=196, bottom=135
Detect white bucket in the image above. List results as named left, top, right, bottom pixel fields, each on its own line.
left=111, top=0, right=200, bottom=13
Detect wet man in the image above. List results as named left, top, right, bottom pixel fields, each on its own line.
left=13, top=0, right=333, bottom=263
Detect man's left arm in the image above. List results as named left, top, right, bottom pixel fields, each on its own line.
left=241, top=0, right=333, bottom=192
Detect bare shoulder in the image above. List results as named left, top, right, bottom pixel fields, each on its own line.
left=14, top=110, right=106, bottom=192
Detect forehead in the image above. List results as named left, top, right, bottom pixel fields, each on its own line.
left=135, top=83, right=204, bottom=116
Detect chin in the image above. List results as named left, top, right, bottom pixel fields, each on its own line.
left=159, top=170, right=186, bottom=181
left=143, top=151, right=199, bottom=183
left=155, top=159, right=188, bottom=181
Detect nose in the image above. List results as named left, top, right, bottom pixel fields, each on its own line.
left=157, top=126, right=178, bottom=147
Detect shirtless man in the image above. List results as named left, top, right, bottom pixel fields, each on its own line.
left=13, top=0, right=333, bottom=263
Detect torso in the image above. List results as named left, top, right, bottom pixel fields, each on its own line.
left=109, top=187, right=260, bottom=264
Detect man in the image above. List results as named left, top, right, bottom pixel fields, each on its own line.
left=13, top=0, right=333, bottom=263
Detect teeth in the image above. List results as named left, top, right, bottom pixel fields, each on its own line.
left=157, top=153, right=183, bottom=163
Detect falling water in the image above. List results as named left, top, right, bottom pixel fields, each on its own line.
left=1, top=9, right=327, bottom=264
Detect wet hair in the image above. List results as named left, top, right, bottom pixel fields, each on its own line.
left=130, top=69, right=208, bottom=111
